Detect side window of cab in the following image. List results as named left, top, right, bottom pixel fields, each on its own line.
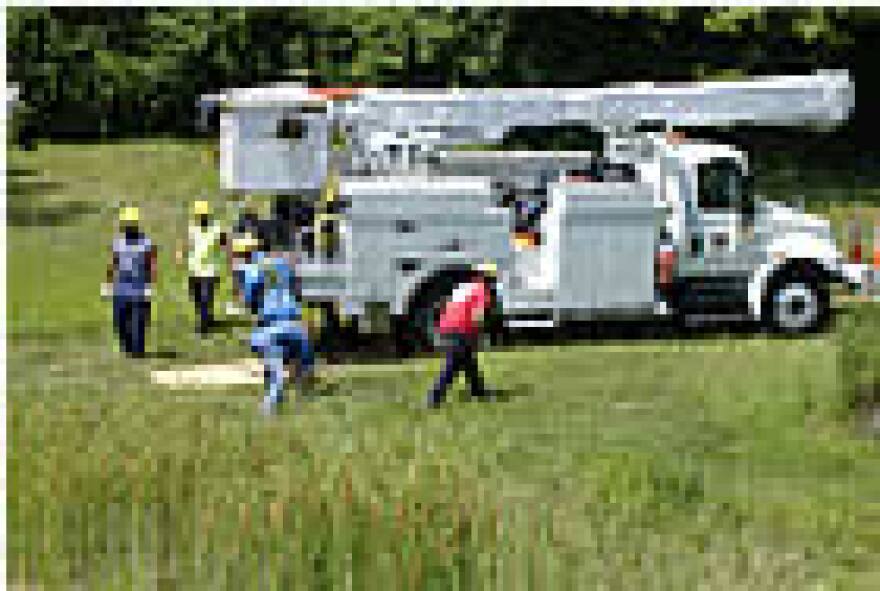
left=697, top=157, right=746, bottom=211
left=698, top=157, right=756, bottom=218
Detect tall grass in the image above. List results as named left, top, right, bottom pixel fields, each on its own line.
left=839, top=302, right=880, bottom=423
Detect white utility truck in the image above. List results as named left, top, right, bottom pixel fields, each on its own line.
left=201, top=71, right=870, bottom=350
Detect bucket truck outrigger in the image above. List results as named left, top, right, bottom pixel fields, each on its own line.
left=201, top=70, right=870, bottom=351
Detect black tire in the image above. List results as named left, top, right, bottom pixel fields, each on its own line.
left=314, top=303, right=347, bottom=359
left=665, top=280, right=692, bottom=335
left=395, top=277, right=457, bottom=357
left=762, top=265, right=830, bottom=335
left=392, top=314, right=418, bottom=358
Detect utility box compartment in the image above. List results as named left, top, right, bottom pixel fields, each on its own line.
left=555, top=182, right=660, bottom=312
left=340, top=176, right=513, bottom=306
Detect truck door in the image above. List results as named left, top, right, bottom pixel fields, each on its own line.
left=684, top=157, right=753, bottom=274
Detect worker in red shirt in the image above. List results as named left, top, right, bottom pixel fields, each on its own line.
left=426, top=267, right=496, bottom=407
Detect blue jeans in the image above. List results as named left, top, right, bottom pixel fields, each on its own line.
left=428, top=334, right=486, bottom=405
left=112, top=295, right=149, bottom=356
left=189, top=276, right=217, bottom=333
left=252, top=321, right=315, bottom=406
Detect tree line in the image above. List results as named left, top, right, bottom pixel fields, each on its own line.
left=6, top=6, right=879, bottom=153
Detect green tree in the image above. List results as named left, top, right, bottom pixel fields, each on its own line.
left=7, top=6, right=877, bottom=140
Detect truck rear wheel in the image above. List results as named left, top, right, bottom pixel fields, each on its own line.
left=763, top=266, right=830, bottom=334
left=396, top=276, right=458, bottom=357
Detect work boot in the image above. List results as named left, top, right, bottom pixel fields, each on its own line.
left=472, top=389, right=500, bottom=402
left=425, top=394, right=445, bottom=409
left=297, top=373, right=322, bottom=399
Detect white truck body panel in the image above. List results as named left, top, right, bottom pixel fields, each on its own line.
left=335, top=176, right=512, bottom=316
left=220, top=107, right=329, bottom=192
left=298, top=174, right=661, bottom=324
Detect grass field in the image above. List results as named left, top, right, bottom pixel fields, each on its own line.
left=7, top=141, right=880, bottom=588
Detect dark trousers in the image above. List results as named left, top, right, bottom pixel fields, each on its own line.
left=428, top=334, right=486, bottom=405
left=315, top=305, right=342, bottom=363
left=113, top=295, right=149, bottom=356
left=189, top=276, right=217, bottom=333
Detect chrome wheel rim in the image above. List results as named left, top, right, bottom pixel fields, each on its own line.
left=773, top=282, right=818, bottom=331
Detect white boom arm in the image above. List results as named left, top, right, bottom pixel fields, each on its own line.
left=204, top=71, right=853, bottom=191
left=335, top=70, right=852, bottom=150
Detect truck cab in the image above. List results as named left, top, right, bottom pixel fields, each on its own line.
left=659, top=139, right=854, bottom=331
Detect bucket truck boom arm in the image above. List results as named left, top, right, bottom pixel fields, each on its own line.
left=201, top=70, right=853, bottom=190
left=338, top=70, right=853, bottom=152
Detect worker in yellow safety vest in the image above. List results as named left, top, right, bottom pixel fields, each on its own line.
left=177, top=200, right=225, bottom=335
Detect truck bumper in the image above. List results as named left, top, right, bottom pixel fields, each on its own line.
left=839, top=262, right=879, bottom=297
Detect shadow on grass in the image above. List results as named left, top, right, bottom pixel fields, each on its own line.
left=495, top=318, right=772, bottom=349
left=7, top=167, right=40, bottom=177
left=461, top=383, right=533, bottom=404
left=8, top=199, right=100, bottom=227
left=148, top=348, right=181, bottom=361
left=318, top=318, right=778, bottom=367
left=6, top=168, right=101, bottom=228
left=7, top=177, right=65, bottom=198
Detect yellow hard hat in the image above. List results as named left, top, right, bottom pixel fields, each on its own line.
left=192, top=200, right=211, bottom=217
left=232, top=233, right=260, bottom=254
left=119, top=206, right=140, bottom=224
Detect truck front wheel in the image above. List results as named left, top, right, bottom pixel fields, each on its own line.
left=763, top=266, right=830, bottom=334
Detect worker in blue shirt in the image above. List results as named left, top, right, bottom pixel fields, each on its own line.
left=233, top=234, right=316, bottom=414
left=103, top=206, right=156, bottom=357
